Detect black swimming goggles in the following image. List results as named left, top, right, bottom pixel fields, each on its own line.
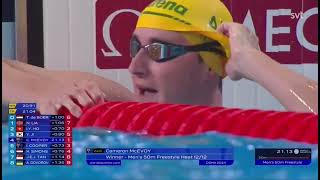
left=129, top=36, right=226, bottom=63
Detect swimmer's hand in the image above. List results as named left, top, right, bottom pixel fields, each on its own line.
left=37, top=80, right=106, bottom=118
left=217, top=22, right=260, bottom=81
left=217, top=22, right=318, bottom=114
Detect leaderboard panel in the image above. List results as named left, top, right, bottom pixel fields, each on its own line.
left=8, top=103, right=72, bottom=166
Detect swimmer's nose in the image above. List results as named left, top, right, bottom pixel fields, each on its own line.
left=129, top=53, right=150, bottom=78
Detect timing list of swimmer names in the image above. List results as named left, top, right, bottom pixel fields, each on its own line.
left=8, top=103, right=72, bottom=166
left=86, top=148, right=233, bottom=166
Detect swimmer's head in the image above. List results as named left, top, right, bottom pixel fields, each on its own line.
left=136, top=0, right=233, bottom=77
left=129, top=0, right=232, bottom=105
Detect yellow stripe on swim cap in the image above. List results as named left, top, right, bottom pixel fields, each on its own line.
left=136, top=0, right=233, bottom=77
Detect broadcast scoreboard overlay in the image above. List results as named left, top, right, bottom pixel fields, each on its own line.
left=7, top=103, right=313, bottom=167
left=8, top=103, right=72, bottom=166
left=255, top=148, right=312, bottom=165
left=85, top=148, right=312, bottom=166
left=86, top=148, right=234, bottom=166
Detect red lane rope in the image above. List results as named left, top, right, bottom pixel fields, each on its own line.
left=59, top=102, right=318, bottom=144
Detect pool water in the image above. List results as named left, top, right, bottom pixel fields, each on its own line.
left=2, top=126, right=318, bottom=180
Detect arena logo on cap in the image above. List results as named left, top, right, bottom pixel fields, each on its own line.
left=149, top=0, right=188, bottom=16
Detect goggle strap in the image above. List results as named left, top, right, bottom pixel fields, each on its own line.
left=170, top=46, right=187, bottom=57
left=185, top=42, right=226, bottom=57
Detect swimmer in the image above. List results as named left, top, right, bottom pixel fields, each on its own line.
left=129, top=0, right=318, bottom=114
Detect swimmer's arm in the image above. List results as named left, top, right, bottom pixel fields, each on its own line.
left=50, top=71, right=137, bottom=102
left=245, top=49, right=318, bottom=114
left=3, top=59, right=50, bottom=77
left=2, top=61, right=49, bottom=104
left=3, top=59, right=136, bottom=102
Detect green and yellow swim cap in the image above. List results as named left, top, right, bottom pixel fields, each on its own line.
left=136, top=0, right=233, bottom=77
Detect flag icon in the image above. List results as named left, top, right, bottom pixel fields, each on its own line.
left=16, top=121, right=24, bottom=126
left=16, top=132, right=23, bottom=137
left=16, top=143, right=23, bottom=148
left=16, top=115, right=24, bottom=120
left=16, top=149, right=24, bottom=153
left=16, top=143, right=24, bottom=148
left=16, top=137, right=23, bottom=142
left=16, top=154, right=24, bottom=160
left=16, top=126, right=24, bottom=132
left=16, top=161, right=24, bottom=166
